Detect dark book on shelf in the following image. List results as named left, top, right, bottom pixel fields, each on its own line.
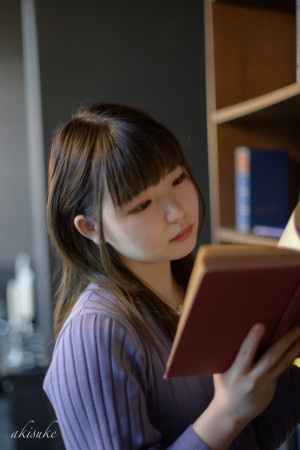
left=234, top=147, right=289, bottom=233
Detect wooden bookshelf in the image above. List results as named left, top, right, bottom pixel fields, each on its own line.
left=204, top=0, right=300, bottom=245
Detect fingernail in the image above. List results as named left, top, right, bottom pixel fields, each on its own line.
left=253, top=323, right=264, bottom=334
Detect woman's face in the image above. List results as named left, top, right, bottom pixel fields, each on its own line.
left=102, top=166, right=199, bottom=269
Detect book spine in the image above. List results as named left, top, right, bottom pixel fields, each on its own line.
left=235, top=148, right=289, bottom=231
left=251, top=150, right=289, bottom=228
left=297, top=0, right=300, bottom=82
left=235, top=147, right=251, bottom=233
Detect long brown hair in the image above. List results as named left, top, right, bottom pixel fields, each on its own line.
left=47, top=103, right=205, bottom=341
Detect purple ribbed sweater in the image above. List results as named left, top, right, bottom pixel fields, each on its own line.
left=44, top=283, right=300, bottom=449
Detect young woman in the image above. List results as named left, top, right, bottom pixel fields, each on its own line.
left=44, top=103, right=300, bottom=450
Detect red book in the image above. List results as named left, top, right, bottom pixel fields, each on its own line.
left=165, top=243, right=300, bottom=377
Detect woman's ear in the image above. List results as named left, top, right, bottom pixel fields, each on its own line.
left=74, top=215, right=99, bottom=244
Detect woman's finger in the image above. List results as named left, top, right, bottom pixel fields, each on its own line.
left=251, top=327, right=300, bottom=379
left=231, top=323, right=266, bottom=374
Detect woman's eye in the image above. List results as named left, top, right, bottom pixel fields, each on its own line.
left=133, top=200, right=151, bottom=213
left=172, top=173, right=186, bottom=186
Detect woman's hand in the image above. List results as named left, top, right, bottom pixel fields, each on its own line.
left=193, top=324, right=300, bottom=450
left=213, top=324, right=300, bottom=424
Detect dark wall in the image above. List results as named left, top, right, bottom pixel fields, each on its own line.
left=36, top=0, right=210, bottom=243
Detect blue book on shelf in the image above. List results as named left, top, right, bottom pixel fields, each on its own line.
left=234, top=147, right=289, bottom=233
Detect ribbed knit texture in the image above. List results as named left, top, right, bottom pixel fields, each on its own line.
left=44, top=284, right=300, bottom=449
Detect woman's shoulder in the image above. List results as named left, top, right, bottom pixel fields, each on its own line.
left=44, top=283, right=149, bottom=405
left=54, top=282, right=143, bottom=351
left=68, top=282, right=123, bottom=319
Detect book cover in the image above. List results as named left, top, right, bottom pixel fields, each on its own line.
left=234, top=147, right=289, bottom=233
left=165, top=245, right=300, bottom=377
left=165, top=205, right=300, bottom=378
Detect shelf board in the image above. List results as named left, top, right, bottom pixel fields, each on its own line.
left=212, top=83, right=300, bottom=124
left=215, top=227, right=278, bottom=246
left=212, top=0, right=294, bottom=6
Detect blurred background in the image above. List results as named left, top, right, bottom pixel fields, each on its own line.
left=0, top=0, right=209, bottom=448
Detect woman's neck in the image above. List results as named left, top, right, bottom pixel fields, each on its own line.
left=121, top=258, right=184, bottom=311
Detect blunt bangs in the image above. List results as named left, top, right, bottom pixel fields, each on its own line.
left=102, top=120, right=186, bottom=207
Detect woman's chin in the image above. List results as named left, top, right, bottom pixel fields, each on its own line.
left=170, top=237, right=197, bottom=260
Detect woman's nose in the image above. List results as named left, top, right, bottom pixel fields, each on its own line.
left=164, top=197, right=185, bottom=223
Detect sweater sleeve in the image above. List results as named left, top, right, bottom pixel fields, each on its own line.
left=43, top=313, right=209, bottom=450
left=253, top=364, right=300, bottom=449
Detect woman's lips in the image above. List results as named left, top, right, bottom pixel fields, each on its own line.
left=170, top=225, right=193, bottom=242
